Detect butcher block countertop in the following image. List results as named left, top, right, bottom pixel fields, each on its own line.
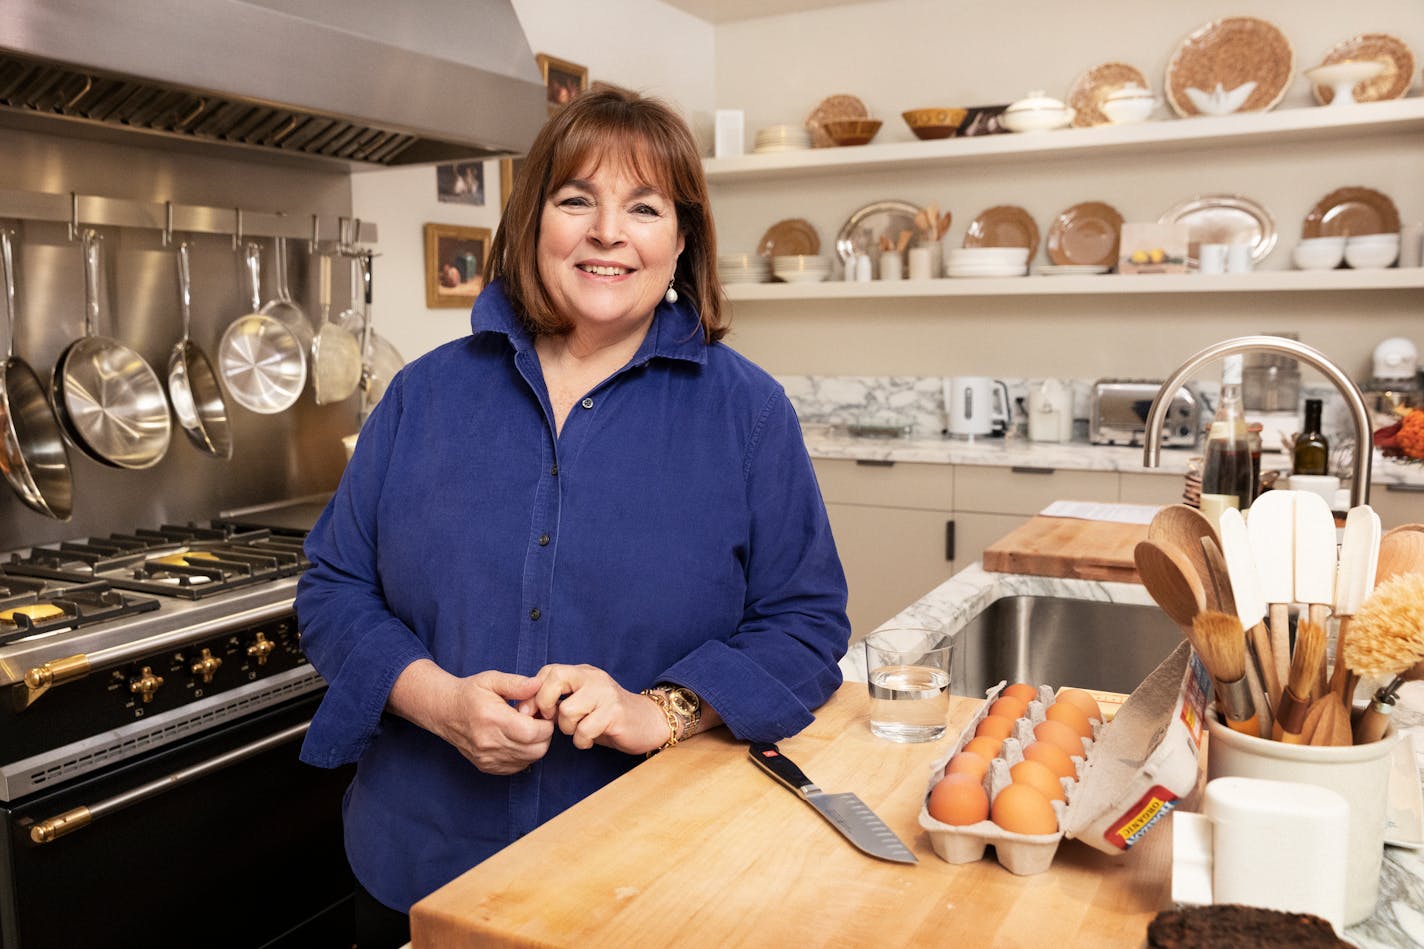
left=409, top=682, right=1173, bottom=948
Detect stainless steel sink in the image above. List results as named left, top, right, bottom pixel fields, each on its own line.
left=955, top=596, right=1182, bottom=696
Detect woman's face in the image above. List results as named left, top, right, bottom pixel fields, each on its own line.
left=537, top=157, right=684, bottom=337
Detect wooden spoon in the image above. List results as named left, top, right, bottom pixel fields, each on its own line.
left=1375, top=528, right=1424, bottom=586
left=1148, top=504, right=1221, bottom=610
left=1134, top=538, right=1207, bottom=648
left=1300, top=694, right=1352, bottom=746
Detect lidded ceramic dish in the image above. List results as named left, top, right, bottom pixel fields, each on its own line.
left=1002, top=91, right=1075, bottom=132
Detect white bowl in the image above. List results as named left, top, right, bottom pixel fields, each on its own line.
left=1101, top=96, right=1158, bottom=124
left=771, top=254, right=831, bottom=271
left=947, top=247, right=1030, bottom=265
left=1344, top=239, right=1399, bottom=269
left=1344, top=232, right=1400, bottom=245
left=1291, top=237, right=1345, bottom=270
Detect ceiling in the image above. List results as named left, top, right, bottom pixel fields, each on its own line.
left=661, top=0, right=872, bottom=23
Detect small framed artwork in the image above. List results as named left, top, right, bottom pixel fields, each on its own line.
left=536, top=53, right=588, bottom=114
left=424, top=223, right=491, bottom=308
left=500, top=157, right=525, bottom=212
left=436, top=161, right=485, bottom=205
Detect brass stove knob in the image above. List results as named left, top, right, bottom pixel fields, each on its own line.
left=129, top=666, right=164, bottom=703
left=247, top=632, right=275, bottom=665
left=190, top=648, right=222, bottom=683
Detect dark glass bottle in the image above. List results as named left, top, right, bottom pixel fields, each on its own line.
left=1293, top=398, right=1330, bottom=476
left=1200, top=355, right=1254, bottom=526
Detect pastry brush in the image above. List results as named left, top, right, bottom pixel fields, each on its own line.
left=1192, top=610, right=1260, bottom=736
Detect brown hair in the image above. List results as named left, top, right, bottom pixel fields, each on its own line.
left=485, top=88, right=727, bottom=343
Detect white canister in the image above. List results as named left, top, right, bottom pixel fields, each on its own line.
left=1027, top=378, right=1073, bottom=443
left=907, top=246, right=933, bottom=280
left=1199, top=243, right=1229, bottom=274
left=1226, top=242, right=1252, bottom=273
left=880, top=250, right=904, bottom=281
left=714, top=109, right=744, bottom=158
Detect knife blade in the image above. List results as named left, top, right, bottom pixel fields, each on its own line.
left=749, top=741, right=917, bottom=864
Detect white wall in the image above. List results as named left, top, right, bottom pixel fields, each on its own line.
left=351, top=0, right=716, bottom=361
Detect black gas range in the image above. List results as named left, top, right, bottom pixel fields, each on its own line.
left=0, top=500, right=354, bottom=949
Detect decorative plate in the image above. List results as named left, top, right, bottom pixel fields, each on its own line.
left=1158, top=194, right=1277, bottom=264
left=1068, top=63, right=1149, bottom=128
left=834, top=200, right=921, bottom=264
left=805, top=94, right=869, bottom=149
left=757, top=218, right=820, bottom=258
left=1312, top=34, right=1416, bottom=104
left=1034, top=264, right=1111, bottom=276
left=1302, top=186, right=1401, bottom=238
left=1165, top=17, right=1294, bottom=117
left=1045, top=201, right=1125, bottom=266
left=963, top=205, right=1040, bottom=260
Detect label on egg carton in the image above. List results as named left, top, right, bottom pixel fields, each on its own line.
left=918, top=640, right=1209, bottom=875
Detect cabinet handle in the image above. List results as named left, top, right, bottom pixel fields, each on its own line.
left=1385, top=483, right=1424, bottom=493
left=855, top=459, right=895, bottom=467
left=1010, top=466, right=1056, bottom=475
left=945, top=520, right=955, bottom=562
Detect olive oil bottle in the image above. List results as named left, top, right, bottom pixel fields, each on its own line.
left=1292, top=398, right=1330, bottom=476
left=1200, top=355, right=1254, bottom=527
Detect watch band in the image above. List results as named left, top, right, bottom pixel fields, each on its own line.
left=640, top=685, right=702, bottom=752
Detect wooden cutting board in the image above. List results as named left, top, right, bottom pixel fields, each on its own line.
left=981, top=515, right=1147, bottom=583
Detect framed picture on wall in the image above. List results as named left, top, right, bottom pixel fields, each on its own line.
left=436, top=161, right=485, bottom=205
left=536, top=53, right=588, bottom=114
left=424, top=223, right=491, bottom=309
left=500, top=157, right=525, bottom=212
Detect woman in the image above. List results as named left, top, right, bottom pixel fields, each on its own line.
left=296, top=88, right=849, bottom=946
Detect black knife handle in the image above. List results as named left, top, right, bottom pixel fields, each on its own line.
left=749, top=741, right=818, bottom=796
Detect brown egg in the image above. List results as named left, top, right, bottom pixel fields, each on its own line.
left=974, top=715, right=1014, bottom=740
left=1055, top=688, right=1103, bottom=723
left=945, top=751, right=990, bottom=782
left=927, top=773, right=990, bottom=826
left=1034, top=719, right=1086, bottom=759
left=1046, top=700, right=1094, bottom=740
left=987, top=695, right=1028, bottom=721
left=1022, top=740, right=1077, bottom=781
left=1010, top=758, right=1066, bottom=802
left=990, top=782, right=1059, bottom=835
left=1002, top=682, right=1038, bottom=704
left=962, top=735, right=1003, bottom=761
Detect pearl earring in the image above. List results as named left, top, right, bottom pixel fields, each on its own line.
left=664, top=279, right=678, bottom=304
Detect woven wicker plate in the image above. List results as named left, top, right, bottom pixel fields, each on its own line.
left=963, top=205, right=1040, bottom=259
left=805, top=94, right=869, bottom=148
left=1046, top=201, right=1125, bottom=266
left=1302, top=187, right=1400, bottom=238
left=1166, top=17, right=1294, bottom=117
left=1312, top=34, right=1416, bottom=104
left=757, top=218, right=820, bottom=257
left=1068, top=63, right=1149, bottom=128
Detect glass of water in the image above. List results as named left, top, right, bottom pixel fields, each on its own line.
left=864, top=626, right=953, bottom=742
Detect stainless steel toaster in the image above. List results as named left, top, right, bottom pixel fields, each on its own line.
left=1089, top=379, right=1201, bottom=448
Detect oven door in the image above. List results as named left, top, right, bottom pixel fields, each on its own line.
left=1, top=694, right=355, bottom=949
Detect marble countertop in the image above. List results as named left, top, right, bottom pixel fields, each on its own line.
left=803, top=426, right=1424, bottom=487
left=841, top=563, right=1424, bottom=948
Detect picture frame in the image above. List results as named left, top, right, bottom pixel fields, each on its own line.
left=536, top=53, right=588, bottom=114
left=424, top=223, right=491, bottom=309
left=436, top=161, right=485, bottom=206
left=500, top=157, right=525, bottom=212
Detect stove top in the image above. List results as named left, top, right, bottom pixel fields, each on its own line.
left=0, top=572, right=160, bottom=648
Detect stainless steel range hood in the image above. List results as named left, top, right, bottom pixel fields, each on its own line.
left=0, top=0, right=547, bottom=166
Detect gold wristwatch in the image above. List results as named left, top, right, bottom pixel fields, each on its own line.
left=641, top=684, right=702, bottom=750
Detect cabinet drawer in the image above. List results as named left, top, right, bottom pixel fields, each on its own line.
left=812, top=458, right=953, bottom=511
left=1369, top=482, right=1424, bottom=531
left=1119, top=471, right=1186, bottom=505
left=954, top=464, right=1116, bottom=515
left=824, top=502, right=956, bottom=642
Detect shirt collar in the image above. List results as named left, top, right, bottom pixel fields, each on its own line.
left=471, top=279, right=708, bottom=367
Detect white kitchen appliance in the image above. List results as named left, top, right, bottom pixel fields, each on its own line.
left=1027, top=378, right=1074, bottom=443
left=945, top=376, right=1009, bottom=439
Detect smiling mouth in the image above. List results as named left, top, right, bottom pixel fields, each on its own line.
left=577, top=264, right=631, bottom=276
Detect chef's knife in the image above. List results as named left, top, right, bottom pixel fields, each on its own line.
left=749, top=741, right=917, bottom=864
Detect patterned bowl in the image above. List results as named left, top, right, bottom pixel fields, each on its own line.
left=901, top=108, right=969, bottom=140
left=821, top=118, right=882, bottom=146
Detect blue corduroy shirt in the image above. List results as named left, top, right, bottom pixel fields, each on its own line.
left=296, top=280, right=849, bottom=911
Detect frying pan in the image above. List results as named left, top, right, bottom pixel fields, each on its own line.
left=309, top=253, right=361, bottom=404
left=216, top=242, right=307, bottom=414
left=167, top=241, right=233, bottom=458
left=0, top=229, right=73, bottom=519
left=355, top=253, right=405, bottom=416
left=51, top=229, right=172, bottom=469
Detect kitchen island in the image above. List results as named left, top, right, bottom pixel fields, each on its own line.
left=409, top=564, right=1424, bottom=948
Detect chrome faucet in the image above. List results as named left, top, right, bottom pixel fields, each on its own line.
left=1141, top=335, right=1374, bottom=507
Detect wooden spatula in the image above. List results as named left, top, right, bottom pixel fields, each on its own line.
left=1149, top=504, right=1221, bottom=610
left=1133, top=539, right=1207, bottom=648
left=1376, top=528, right=1424, bottom=586
left=1246, top=490, right=1295, bottom=701
left=1300, top=694, right=1352, bottom=746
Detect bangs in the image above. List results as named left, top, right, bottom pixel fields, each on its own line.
left=547, top=118, right=679, bottom=209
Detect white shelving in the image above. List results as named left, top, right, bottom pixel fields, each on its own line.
left=726, top=267, right=1424, bottom=300
left=704, top=98, right=1424, bottom=183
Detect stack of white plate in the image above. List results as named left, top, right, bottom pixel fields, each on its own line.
left=753, top=125, right=812, bottom=154
left=720, top=252, right=771, bottom=284
left=945, top=246, right=1030, bottom=277
left=771, top=254, right=832, bottom=283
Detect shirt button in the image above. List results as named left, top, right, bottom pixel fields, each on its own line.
left=529, top=607, right=541, bottom=621
left=538, top=533, right=550, bottom=546
left=550, top=464, right=558, bottom=476
left=581, top=397, right=594, bottom=409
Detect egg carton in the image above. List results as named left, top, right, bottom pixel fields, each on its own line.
left=918, top=640, right=1208, bottom=875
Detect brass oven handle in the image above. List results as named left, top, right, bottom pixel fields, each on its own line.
left=28, top=721, right=311, bottom=845
left=17, top=654, right=92, bottom=709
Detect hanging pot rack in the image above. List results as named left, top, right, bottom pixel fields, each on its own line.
left=0, top=186, right=377, bottom=254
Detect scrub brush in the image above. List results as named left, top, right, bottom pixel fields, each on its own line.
left=1342, top=572, right=1424, bottom=743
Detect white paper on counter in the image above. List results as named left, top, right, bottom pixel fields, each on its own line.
left=1039, top=500, right=1162, bottom=524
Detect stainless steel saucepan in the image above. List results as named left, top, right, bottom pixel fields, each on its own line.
left=0, top=229, right=74, bottom=519
left=309, top=252, right=361, bottom=404
left=167, top=241, right=233, bottom=458
left=51, top=229, right=172, bottom=469
left=217, top=241, right=307, bottom=414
